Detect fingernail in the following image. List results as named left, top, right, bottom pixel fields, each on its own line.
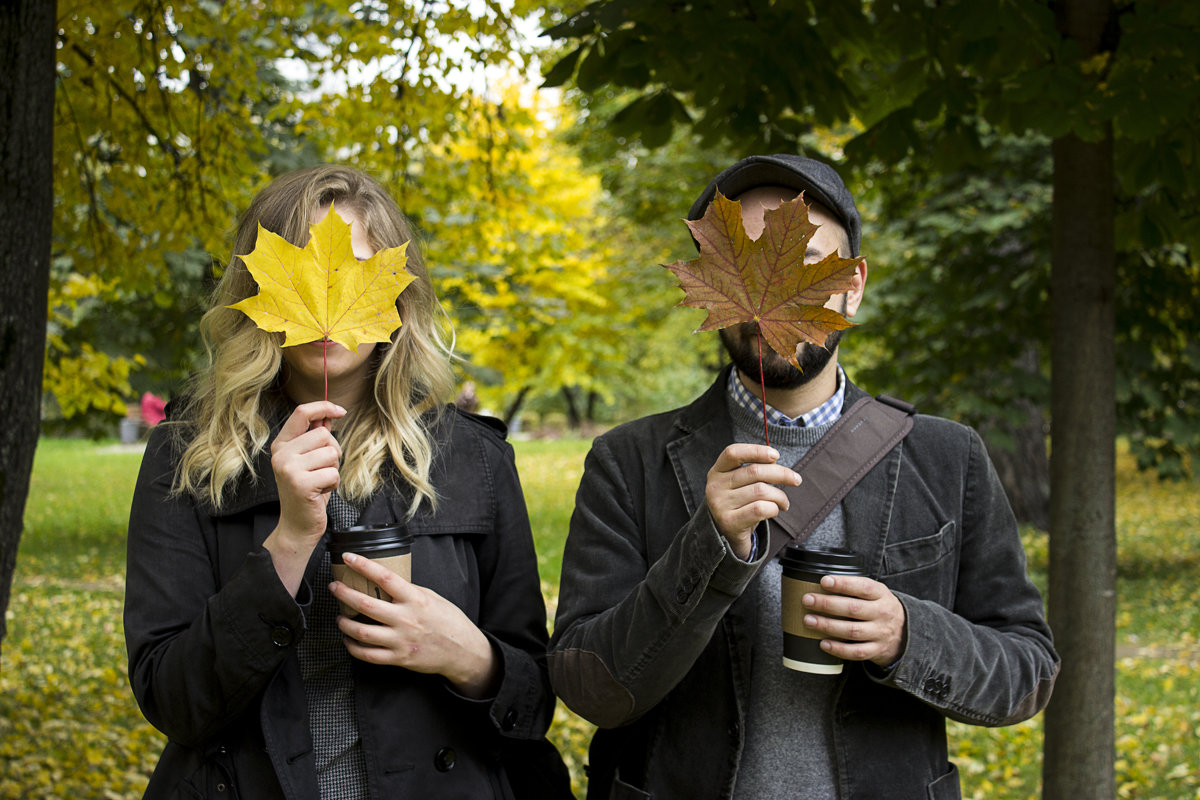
left=335, top=404, right=347, bottom=414
left=804, top=615, right=817, bottom=627
left=768, top=448, right=780, bottom=460
left=803, top=594, right=815, bottom=606
left=328, top=582, right=338, bottom=593
left=343, top=552, right=358, bottom=564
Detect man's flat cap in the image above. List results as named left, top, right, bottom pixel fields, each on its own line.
left=688, top=154, right=861, bottom=257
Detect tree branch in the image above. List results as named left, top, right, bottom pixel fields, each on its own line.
left=67, top=39, right=183, bottom=166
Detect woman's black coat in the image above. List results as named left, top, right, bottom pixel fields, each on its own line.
left=124, top=406, right=558, bottom=799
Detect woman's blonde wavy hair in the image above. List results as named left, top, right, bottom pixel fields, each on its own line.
left=172, top=165, right=455, bottom=516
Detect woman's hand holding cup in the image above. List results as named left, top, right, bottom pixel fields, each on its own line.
left=331, top=552, right=500, bottom=699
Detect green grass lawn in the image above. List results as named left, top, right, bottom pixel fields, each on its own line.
left=1, top=437, right=1197, bottom=799
left=513, top=438, right=588, bottom=591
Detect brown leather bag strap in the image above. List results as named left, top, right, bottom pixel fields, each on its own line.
left=759, top=394, right=916, bottom=564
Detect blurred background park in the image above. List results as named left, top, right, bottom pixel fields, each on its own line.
left=1, top=0, right=1198, bottom=797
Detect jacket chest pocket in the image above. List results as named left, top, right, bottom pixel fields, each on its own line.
left=880, top=521, right=957, bottom=607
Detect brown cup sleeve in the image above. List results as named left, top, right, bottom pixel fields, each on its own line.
left=330, top=553, right=411, bottom=617
left=781, top=577, right=825, bottom=640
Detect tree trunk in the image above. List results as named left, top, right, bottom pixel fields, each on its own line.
left=0, top=0, right=57, bottom=647
left=561, top=386, right=582, bottom=430
left=586, top=390, right=600, bottom=425
left=1043, top=3, right=1118, bottom=795
left=503, top=386, right=531, bottom=429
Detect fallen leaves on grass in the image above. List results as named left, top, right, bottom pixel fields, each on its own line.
left=0, top=586, right=163, bottom=800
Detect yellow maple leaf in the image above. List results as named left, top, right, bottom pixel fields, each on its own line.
left=229, top=203, right=415, bottom=352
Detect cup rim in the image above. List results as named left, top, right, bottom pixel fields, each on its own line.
left=779, top=544, right=865, bottom=575
left=327, top=522, right=413, bottom=555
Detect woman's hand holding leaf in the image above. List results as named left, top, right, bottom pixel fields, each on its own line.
left=264, top=401, right=346, bottom=595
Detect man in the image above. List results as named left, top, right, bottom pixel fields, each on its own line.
left=548, top=155, right=1059, bottom=800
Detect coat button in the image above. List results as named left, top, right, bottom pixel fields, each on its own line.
left=434, top=746, right=456, bottom=772
left=501, top=709, right=518, bottom=732
left=270, top=625, right=294, bottom=647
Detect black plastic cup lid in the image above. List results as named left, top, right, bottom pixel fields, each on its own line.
left=328, top=523, right=412, bottom=557
left=779, top=544, right=864, bottom=575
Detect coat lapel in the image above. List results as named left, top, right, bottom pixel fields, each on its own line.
left=665, top=366, right=737, bottom=517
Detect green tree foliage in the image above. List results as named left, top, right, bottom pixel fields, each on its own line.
left=864, top=127, right=1200, bottom=481
left=855, top=130, right=1053, bottom=430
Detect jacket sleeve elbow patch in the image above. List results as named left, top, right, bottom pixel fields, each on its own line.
left=548, top=648, right=636, bottom=728
left=998, top=659, right=1061, bottom=726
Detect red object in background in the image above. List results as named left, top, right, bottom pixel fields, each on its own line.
left=140, top=392, right=166, bottom=427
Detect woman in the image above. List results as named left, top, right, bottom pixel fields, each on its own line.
left=124, top=165, right=567, bottom=799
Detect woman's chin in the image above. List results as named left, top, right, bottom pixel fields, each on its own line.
left=282, top=341, right=376, bottom=386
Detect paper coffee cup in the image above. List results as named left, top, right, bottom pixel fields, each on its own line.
left=328, top=523, right=412, bottom=621
left=779, top=545, right=866, bottom=674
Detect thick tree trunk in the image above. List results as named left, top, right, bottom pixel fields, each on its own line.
left=1044, top=131, right=1117, bottom=800
left=1043, top=2, right=1118, bottom=794
left=0, top=0, right=57, bottom=647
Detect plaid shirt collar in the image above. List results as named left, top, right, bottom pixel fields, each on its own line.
left=726, top=364, right=846, bottom=428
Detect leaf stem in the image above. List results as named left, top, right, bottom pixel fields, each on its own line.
left=756, top=326, right=770, bottom=447
left=323, top=339, right=328, bottom=403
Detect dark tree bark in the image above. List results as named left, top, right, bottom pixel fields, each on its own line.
left=1043, top=4, right=1118, bottom=797
left=586, top=390, right=600, bottom=425
left=503, top=385, right=531, bottom=429
left=0, top=0, right=57, bottom=647
left=561, top=386, right=582, bottom=430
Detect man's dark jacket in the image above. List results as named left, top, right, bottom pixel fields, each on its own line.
left=125, top=407, right=559, bottom=799
left=548, top=368, right=1059, bottom=800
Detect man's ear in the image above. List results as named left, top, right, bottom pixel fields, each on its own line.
left=844, top=259, right=868, bottom=318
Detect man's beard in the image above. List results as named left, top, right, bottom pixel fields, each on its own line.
left=719, top=323, right=842, bottom=390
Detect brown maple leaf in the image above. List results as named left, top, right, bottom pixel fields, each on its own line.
left=664, top=190, right=861, bottom=367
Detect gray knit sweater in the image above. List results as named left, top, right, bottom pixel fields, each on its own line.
left=728, top=398, right=846, bottom=800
